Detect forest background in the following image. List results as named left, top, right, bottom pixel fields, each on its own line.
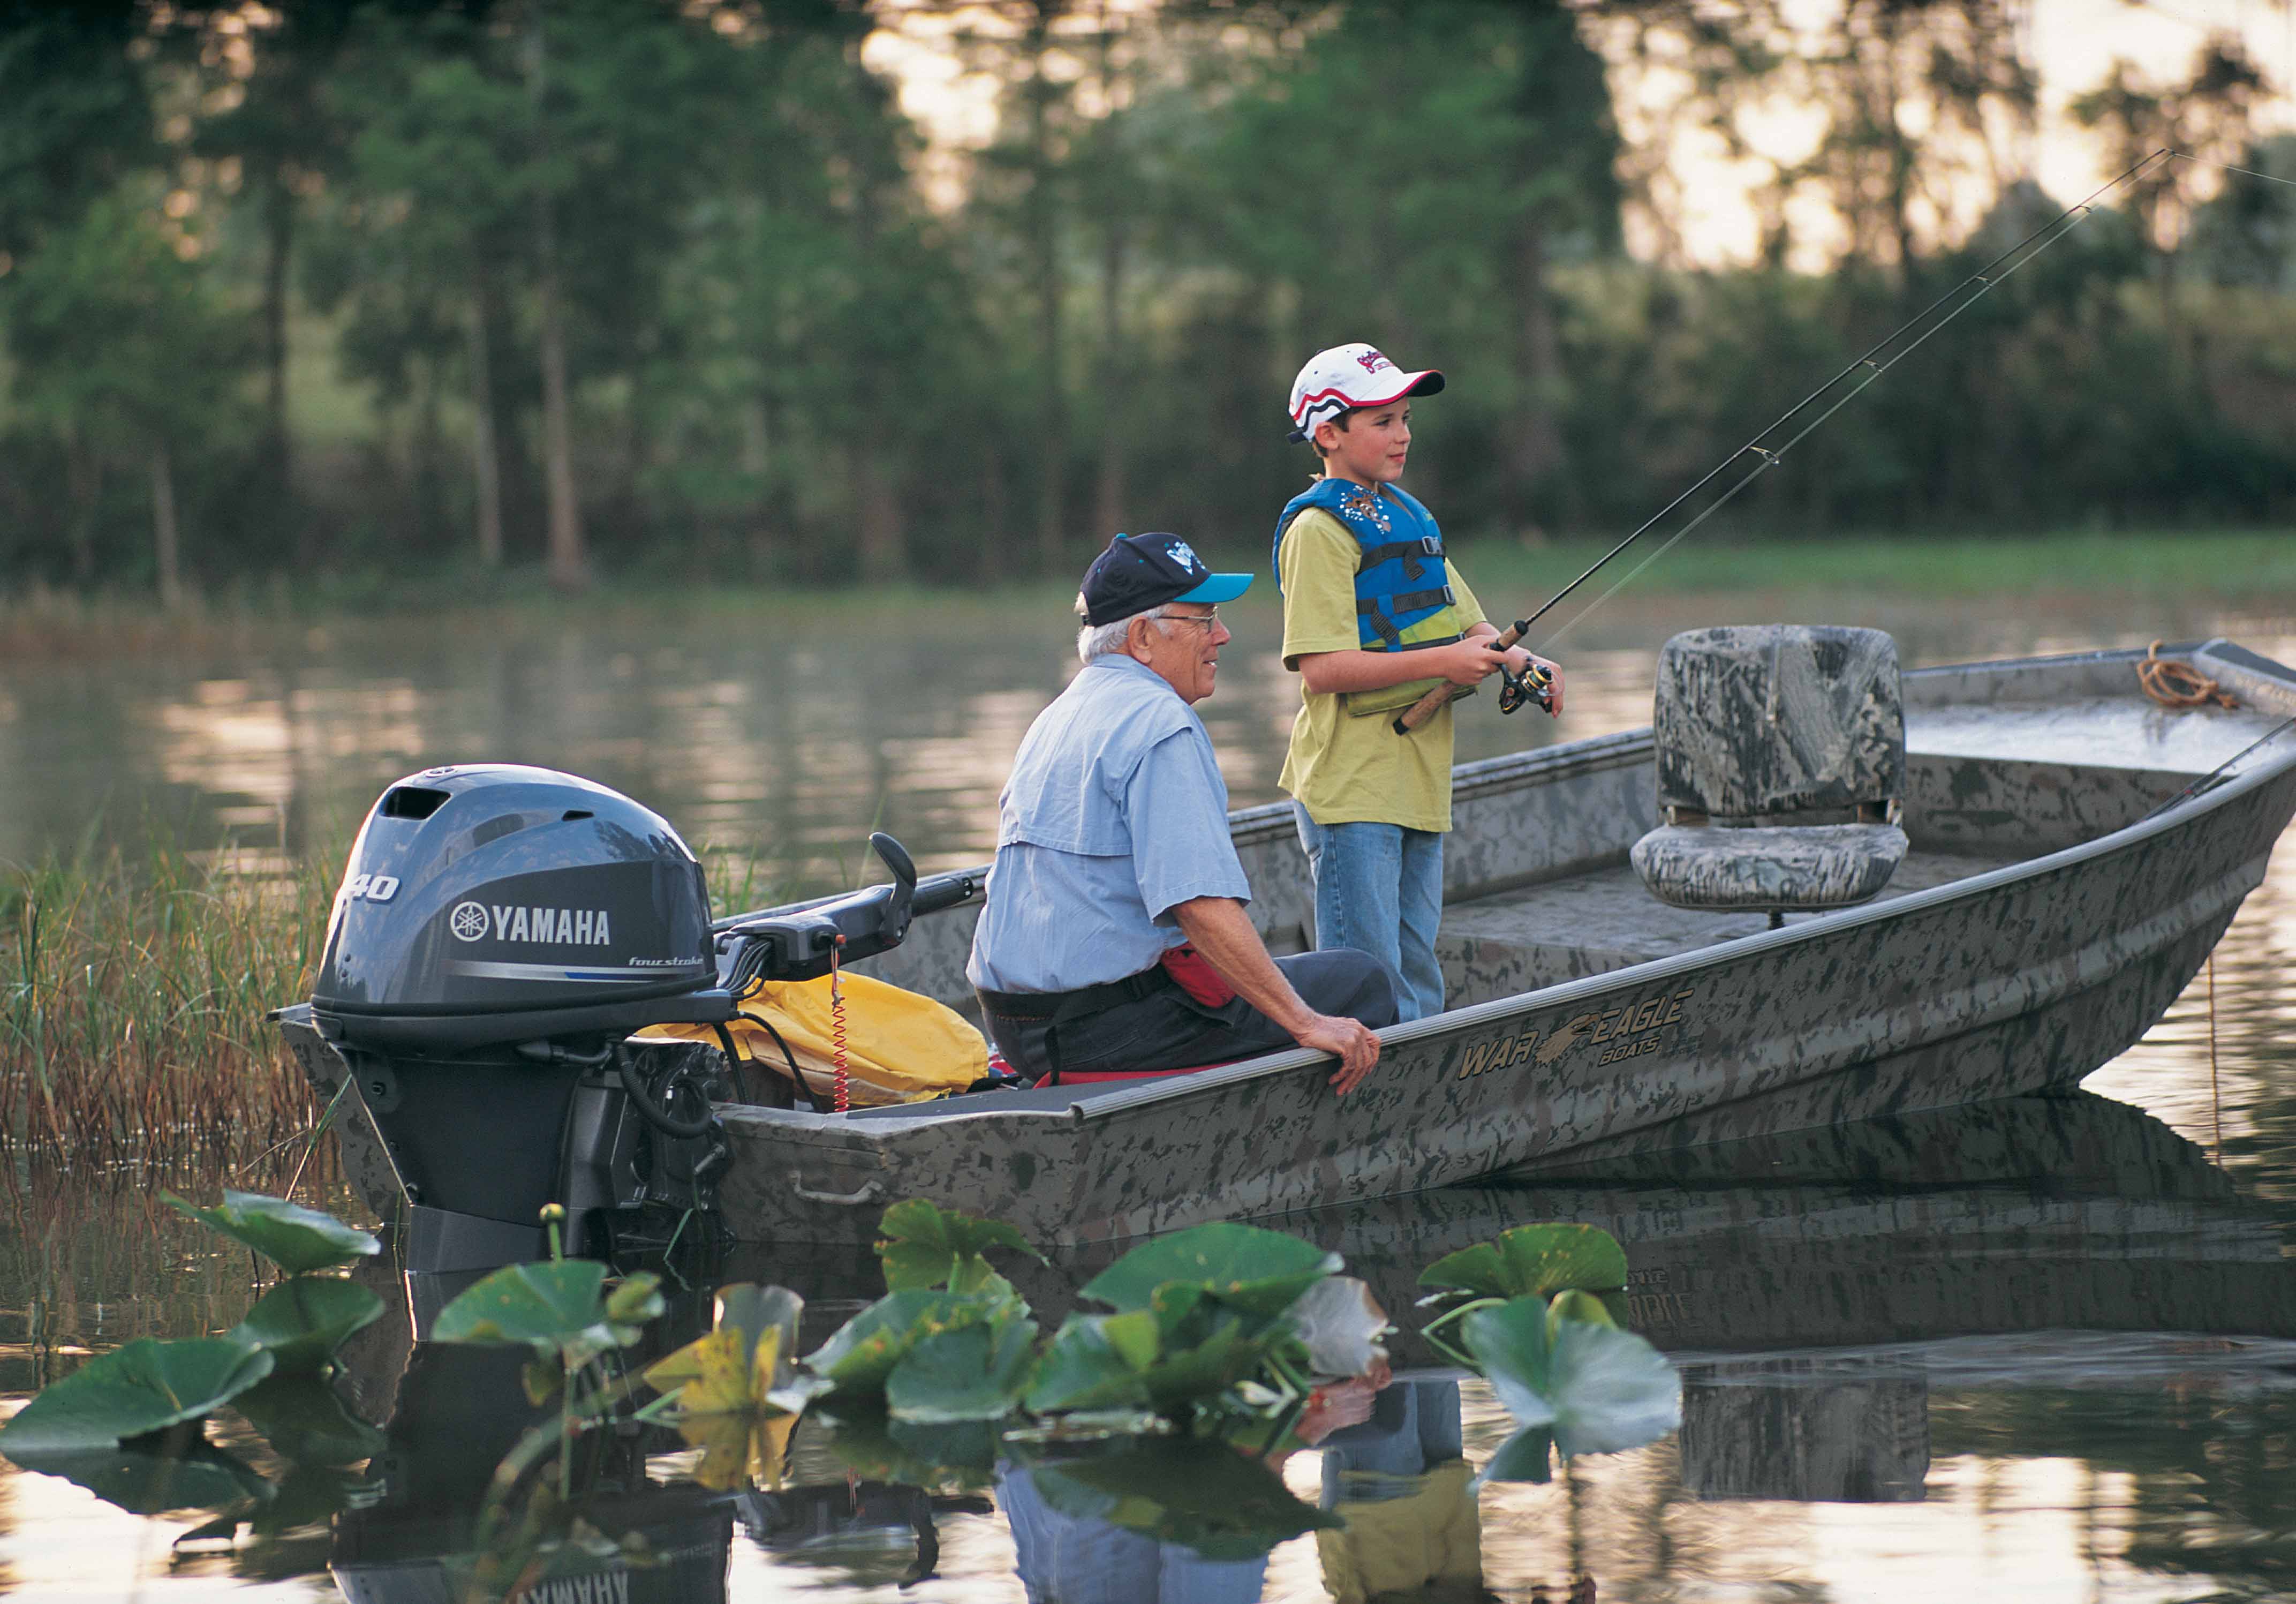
left=4, top=0, right=2295, bottom=607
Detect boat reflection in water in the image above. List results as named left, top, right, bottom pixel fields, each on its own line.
left=339, top=1090, right=2296, bottom=1599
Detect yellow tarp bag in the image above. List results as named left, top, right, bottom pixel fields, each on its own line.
left=635, top=972, right=986, bottom=1107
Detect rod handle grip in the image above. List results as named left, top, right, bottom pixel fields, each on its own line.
left=1391, top=623, right=1530, bottom=735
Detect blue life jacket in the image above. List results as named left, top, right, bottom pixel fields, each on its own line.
left=1271, top=478, right=1463, bottom=651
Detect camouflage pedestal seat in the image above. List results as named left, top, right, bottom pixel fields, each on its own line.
left=1630, top=624, right=1910, bottom=923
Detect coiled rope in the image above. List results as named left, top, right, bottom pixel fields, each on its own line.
left=2138, top=641, right=2239, bottom=710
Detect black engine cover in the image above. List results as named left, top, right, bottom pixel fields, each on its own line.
left=313, top=764, right=719, bottom=1049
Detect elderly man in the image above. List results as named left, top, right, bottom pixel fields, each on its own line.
left=968, top=532, right=1398, bottom=1095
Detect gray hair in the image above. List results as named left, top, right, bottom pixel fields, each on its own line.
left=1078, top=604, right=1174, bottom=664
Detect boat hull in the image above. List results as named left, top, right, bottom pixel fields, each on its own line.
left=713, top=749, right=2296, bottom=1245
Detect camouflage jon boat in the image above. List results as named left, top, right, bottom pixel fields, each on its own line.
left=281, top=637, right=2296, bottom=1254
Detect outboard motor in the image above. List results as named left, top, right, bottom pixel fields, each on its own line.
left=311, top=764, right=734, bottom=1273
left=309, top=764, right=962, bottom=1279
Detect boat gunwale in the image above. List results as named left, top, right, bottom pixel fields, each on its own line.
left=728, top=641, right=2296, bottom=1134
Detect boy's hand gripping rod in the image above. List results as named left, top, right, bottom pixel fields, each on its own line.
left=1391, top=148, right=2182, bottom=739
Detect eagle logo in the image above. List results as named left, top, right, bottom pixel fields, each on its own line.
left=1165, top=539, right=1204, bottom=573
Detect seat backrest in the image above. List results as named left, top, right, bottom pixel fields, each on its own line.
left=1651, top=625, right=1904, bottom=818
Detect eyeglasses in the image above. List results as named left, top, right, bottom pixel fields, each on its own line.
left=1158, top=608, right=1221, bottom=632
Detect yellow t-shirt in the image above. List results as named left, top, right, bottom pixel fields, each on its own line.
left=1277, top=503, right=1487, bottom=833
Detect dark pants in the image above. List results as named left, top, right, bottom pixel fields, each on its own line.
left=978, top=948, right=1399, bottom=1083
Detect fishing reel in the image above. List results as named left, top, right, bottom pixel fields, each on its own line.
left=1498, top=658, right=1555, bottom=716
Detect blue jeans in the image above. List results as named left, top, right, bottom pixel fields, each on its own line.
left=1292, top=802, right=1446, bottom=1022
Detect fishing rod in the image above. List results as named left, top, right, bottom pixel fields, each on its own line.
left=1393, top=147, right=2192, bottom=736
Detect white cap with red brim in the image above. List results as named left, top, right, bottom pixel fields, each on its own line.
left=1287, top=342, right=1445, bottom=443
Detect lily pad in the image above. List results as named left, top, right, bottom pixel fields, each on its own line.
left=229, top=1277, right=386, bottom=1374
left=163, top=1191, right=380, bottom=1276
left=432, top=1262, right=661, bottom=1366
left=1418, top=1223, right=1628, bottom=1304
left=7, top=1429, right=273, bottom=1516
left=816, top=1400, right=1001, bottom=1490
left=801, top=1289, right=1007, bottom=1396
left=1282, top=1275, right=1389, bottom=1379
left=886, top=1317, right=1039, bottom=1424
left=226, top=1373, right=387, bottom=1468
left=876, top=1199, right=1045, bottom=1293
left=645, top=1287, right=815, bottom=1493
left=1479, top=1424, right=1557, bottom=1486
left=1083, top=1223, right=1342, bottom=1317
left=0, top=1338, right=276, bottom=1454
left=1025, top=1313, right=1159, bottom=1414
left=1460, top=1296, right=1680, bottom=1472
left=1023, top=1437, right=1342, bottom=1561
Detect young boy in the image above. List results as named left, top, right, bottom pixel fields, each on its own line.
left=1272, top=343, right=1565, bottom=1021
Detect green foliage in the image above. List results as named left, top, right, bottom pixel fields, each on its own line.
left=1418, top=1222, right=1628, bottom=1303
left=0, top=1337, right=275, bottom=1452
left=432, top=1261, right=663, bottom=1370
left=1079, top=1222, right=1342, bottom=1317
left=875, top=1198, right=1045, bottom=1293
left=1457, top=1294, right=1681, bottom=1486
left=163, top=1189, right=382, bottom=1276
left=229, top=1277, right=386, bottom=1375
left=801, top=1286, right=1033, bottom=1424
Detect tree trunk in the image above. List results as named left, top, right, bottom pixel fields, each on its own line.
left=980, top=446, right=1010, bottom=586
left=1507, top=215, right=1564, bottom=532
left=261, top=168, right=297, bottom=553
left=1028, top=8, right=1066, bottom=568
left=150, top=442, right=182, bottom=612
left=66, top=435, right=101, bottom=588
left=528, top=8, right=586, bottom=592
left=1093, top=202, right=1127, bottom=545
left=466, top=259, right=504, bottom=568
left=853, top=442, right=905, bottom=585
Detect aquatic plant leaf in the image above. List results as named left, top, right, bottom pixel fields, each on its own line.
left=887, top=1316, right=1039, bottom=1424
left=1083, top=1223, right=1342, bottom=1317
left=0, top=1338, right=276, bottom=1454
left=1135, top=1322, right=1269, bottom=1415
left=1282, top=1276, right=1390, bottom=1379
left=875, top=1199, right=1044, bottom=1292
left=162, top=1191, right=380, bottom=1276
left=1461, top=1296, right=1680, bottom=1459
left=816, top=1399, right=1001, bottom=1490
left=7, top=1432, right=272, bottom=1516
left=432, top=1262, right=656, bottom=1365
left=1476, top=1425, right=1555, bottom=1487
left=1418, top=1223, right=1627, bottom=1303
left=1023, top=1438, right=1342, bottom=1561
left=1025, top=1314, right=1156, bottom=1413
left=226, top=1374, right=386, bottom=1467
left=229, top=1277, right=385, bottom=1374
left=801, top=1289, right=1002, bottom=1395
left=1546, top=1288, right=1615, bottom=1335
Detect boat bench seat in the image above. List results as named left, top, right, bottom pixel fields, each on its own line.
left=1632, top=624, right=1910, bottom=918
left=1630, top=821, right=1908, bottom=911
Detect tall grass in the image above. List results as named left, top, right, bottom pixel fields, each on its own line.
left=0, top=831, right=341, bottom=1189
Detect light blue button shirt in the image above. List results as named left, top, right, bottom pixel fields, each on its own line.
left=966, top=654, right=1252, bottom=995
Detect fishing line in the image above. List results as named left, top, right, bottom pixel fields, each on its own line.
left=1527, top=150, right=2178, bottom=654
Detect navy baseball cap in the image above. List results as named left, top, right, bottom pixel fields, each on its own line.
left=1076, top=532, right=1253, bottom=627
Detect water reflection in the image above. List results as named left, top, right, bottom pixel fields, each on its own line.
left=6, top=593, right=2277, bottom=898
left=6, top=596, right=2296, bottom=1597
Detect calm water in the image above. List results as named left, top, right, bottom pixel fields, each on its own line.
left=3, top=585, right=2295, bottom=1599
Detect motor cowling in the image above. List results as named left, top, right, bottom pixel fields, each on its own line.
left=313, top=764, right=723, bottom=1052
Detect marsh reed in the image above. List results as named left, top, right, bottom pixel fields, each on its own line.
left=0, top=832, right=342, bottom=1189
